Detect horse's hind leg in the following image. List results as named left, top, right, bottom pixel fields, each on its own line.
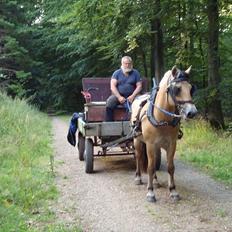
left=166, top=145, right=180, bottom=201
left=134, top=138, right=143, bottom=185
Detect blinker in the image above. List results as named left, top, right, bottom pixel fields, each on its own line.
left=172, top=86, right=181, bottom=96
left=177, top=71, right=186, bottom=80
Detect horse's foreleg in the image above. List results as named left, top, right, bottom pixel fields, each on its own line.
left=134, top=139, right=142, bottom=185
left=146, top=143, right=156, bottom=202
left=166, top=145, right=180, bottom=201
left=153, top=172, right=160, bottom=189
left=153, top=148, right=161, bottom=188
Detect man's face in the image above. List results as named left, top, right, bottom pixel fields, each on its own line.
left=121, top=59, right=133, bottom=73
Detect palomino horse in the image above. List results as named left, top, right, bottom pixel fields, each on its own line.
left=131, top=66, right=197, bottom=202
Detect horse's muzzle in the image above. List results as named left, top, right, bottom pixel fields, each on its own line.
left=181, top=103, right=198, bottom=119
left=187, top=110, right=197, bottom=118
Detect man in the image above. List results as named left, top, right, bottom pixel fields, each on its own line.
left=105, top=56, right=142, bottom=121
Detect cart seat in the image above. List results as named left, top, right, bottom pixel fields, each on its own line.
left=82, top=77, right=148, bottom=102
left=82, top=77, right=148, bottom=122
left=84, top=101, right=129, bottom=122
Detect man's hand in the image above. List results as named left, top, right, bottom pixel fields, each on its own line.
left=127, top=81, right=142, bottom=103
left=118, top=96, right=126, bottom=104
left=127, top=95, right=135, bottom=103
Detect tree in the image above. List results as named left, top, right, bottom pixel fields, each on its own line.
left=0, top=1, right=41, bottom=98
left=207, top=0, right=225, bottom=129
left=1, top=0, right=232, bottom=126
left=151, top=0, right=164, bottom=83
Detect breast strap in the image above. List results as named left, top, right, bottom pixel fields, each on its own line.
left=147, top=87, right=181, bottom=127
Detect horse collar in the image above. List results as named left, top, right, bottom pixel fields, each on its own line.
left=147, top=86, right=181, bottom=128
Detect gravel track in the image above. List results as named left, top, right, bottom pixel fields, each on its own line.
left=52, top=117, right=232, bottom=232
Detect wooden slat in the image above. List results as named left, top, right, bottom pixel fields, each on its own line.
left=78, top=118, right=131, bottom=137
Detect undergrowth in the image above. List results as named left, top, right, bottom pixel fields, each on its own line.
left=178, top=119, right=232, bottom=186
left=0, top=92, right=77, bottom=231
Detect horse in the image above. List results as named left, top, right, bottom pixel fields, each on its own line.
left=130, top=66, right=197, bottom=202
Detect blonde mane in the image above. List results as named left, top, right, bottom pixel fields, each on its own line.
left=159, top=69, right=176, bottom=88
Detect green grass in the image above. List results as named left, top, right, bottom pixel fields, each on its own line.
left=178, top=119, right=232, bottom=185
left=0, top=92, right=81, bottom=231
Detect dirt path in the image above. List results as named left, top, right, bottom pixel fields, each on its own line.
left=52, top=117, right=232, bottom=232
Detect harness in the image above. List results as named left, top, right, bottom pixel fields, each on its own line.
left=147, top=86, right=181, bottom=127
left=133, top=73, right=193, bottom=138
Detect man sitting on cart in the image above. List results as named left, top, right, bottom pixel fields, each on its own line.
left=105, top=56, right=142, bottom=121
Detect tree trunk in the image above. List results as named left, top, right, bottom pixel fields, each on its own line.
left=207, top=0, right=224, bottom=129
left=141, top=48, right=148, bottom=78
left=150, top=0, right=164, bottom=84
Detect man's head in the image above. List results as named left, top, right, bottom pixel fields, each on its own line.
left=121, top=56, right=133, bottom=74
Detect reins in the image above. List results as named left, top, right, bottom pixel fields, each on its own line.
left=153, top=104, right=182, bottom=118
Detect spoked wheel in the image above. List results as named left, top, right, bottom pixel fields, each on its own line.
left=77, top=132, right=85, bottom=161
left=141, top=143, right=161, bottom=171
left=84, top=138, right=94, bottom=173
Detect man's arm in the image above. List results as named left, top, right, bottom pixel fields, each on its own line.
left=110, top=78, right=126, bottom=103
left=127, top=81, right=142, bottom=103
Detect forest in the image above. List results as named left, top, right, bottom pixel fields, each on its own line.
left=0, top=0, right=232, bottom=129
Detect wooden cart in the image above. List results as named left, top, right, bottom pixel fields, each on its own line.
left=77, top=77, right=161, bottom=173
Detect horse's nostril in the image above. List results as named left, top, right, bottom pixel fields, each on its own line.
left=187, top=111, right=197, bottom=118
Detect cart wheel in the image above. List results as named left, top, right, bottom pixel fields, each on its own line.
left=77, top=132, right=85, bottom=161
left=141, top=143, right=161, bottom=171
left=84, top=138, right=94, bottom=173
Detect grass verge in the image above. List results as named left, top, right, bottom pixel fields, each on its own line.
left=178, top=119, right=232, bottom=186
left=0, top=92, right=81, bottom=231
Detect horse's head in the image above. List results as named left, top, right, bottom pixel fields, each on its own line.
left=166, top=66, right=197, bottom=119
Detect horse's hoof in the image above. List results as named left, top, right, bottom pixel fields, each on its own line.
left=134, top=177, right=142, bottom=185
left=169, top=192, right=180, bottom=201
left=146, top=191, right=156, bottom=202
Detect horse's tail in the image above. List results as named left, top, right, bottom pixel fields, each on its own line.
left=140, top=142, right=148, bottom=173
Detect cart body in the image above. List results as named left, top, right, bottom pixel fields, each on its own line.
left=77, top=77, right=156, bottom=173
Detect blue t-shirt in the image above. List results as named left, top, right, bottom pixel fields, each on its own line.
left=112, top=69, right=142, bottom=98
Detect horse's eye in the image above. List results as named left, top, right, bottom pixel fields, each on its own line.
left=173, top=86, right=181, bottom=96
left=190, top=85, right=197, bottom=96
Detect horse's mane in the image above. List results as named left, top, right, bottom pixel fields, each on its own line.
left=159, top=68, right=182, bottom=88
left=159, top=70, right=172, bottom=88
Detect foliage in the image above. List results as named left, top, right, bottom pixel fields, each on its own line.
left=178, top=119, right=232, bottom=185
left=0, top=1, right=41, bottom=98
left=0, top=0, right=232, bottom=120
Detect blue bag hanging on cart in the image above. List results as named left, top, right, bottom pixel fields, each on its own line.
left=67, top=112, right=79, bottom=146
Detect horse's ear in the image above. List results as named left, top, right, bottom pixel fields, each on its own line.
left=171, top=66, right=178, bottom=77
left=185, top=66, right=192, bottom=75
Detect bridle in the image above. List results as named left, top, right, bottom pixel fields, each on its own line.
left=146, top=71, right=196, bottom=127
left=167, top=71, right=196, bottom=106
